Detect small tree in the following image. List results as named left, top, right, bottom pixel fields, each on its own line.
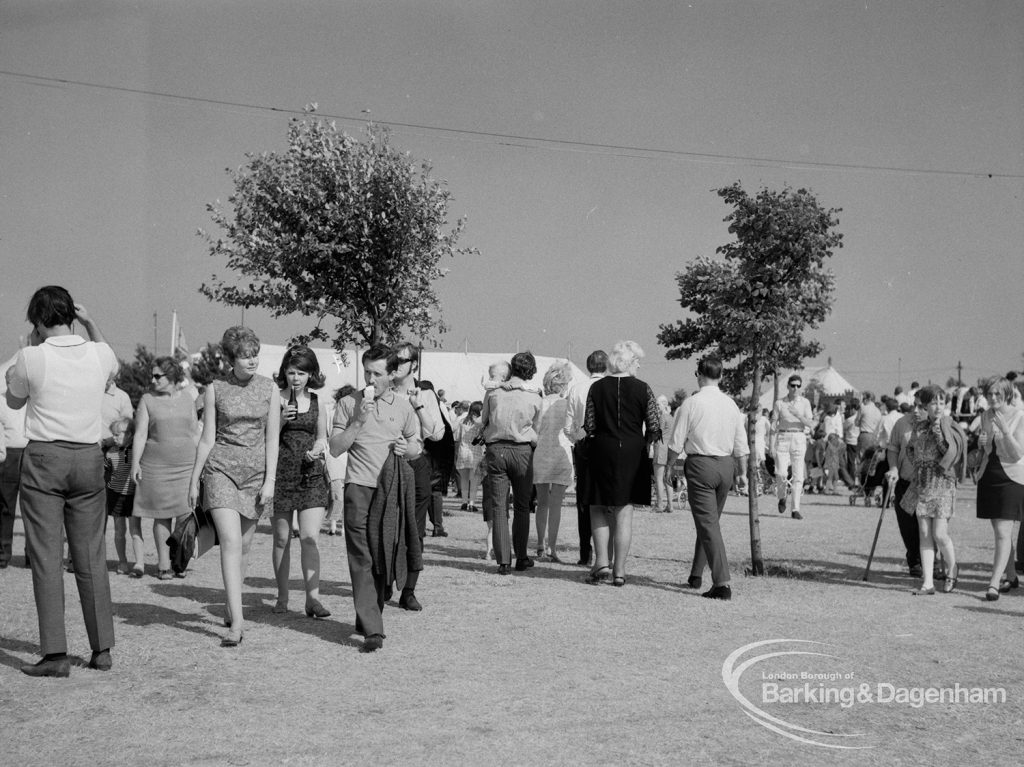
left=116, top=345, right=155, bottom=409
left=189, top=342, right=233, bottom=387
left=200, top=106, right=475, bottom=352
left=658, top=182, right=841, bottom=574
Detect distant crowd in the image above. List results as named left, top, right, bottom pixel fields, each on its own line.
left=3, top=285, right=1022, bottom=675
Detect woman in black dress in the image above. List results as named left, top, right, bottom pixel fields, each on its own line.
left=271, top=346, right=331, bottom=617
left=584, top=341, right=661, bottom=586
left=976, top=378, right=1024, bottom=601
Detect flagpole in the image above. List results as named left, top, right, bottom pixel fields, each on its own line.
left=170, top=311, right=178, bottom=357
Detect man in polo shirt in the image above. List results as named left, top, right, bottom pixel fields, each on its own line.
left=330, top=344, right=422, bottom=652
left=5, top=286, right=118, bottom=677
left=666, top=356, right=748, bottom=600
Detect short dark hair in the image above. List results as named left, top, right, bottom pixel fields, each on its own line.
left=275, top=345, right=326, bottom=389
left=910, top=381, right=920, bottom=388
left=586, top=350, right=608, bottom=374
left=393, top=341, right=419, bottom=365
left=894, top=385, right=904, bottom=395
left=334, top=384, right=356, bottom=402
left=510, top=351, right=537, bottom=381
left=697, top=356, right=723, bottom=380
left=861, top=391, right=874, bottom=402
left=153, top=356, right=184, bottom=385
left=787, top=374, right=803, bottom=387
left=917, top=384, right=946, bottom=406
left=27, top=285, right=77, bottom=329
left=362, top=344, right=396, bottom=371
left=1007, top=371, right=1019, bottom=382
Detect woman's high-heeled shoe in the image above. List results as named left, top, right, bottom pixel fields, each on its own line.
left=942, top=564, right=959, bottom=594
left=986, top=587, right=1000, bottom=602
left=999, top=576, right=1019, bottom=593
left=305, top=599, right=331, bottom=619
left=220, top=628, right=243, bottom=647
left=585, top=566, right=611, bottom=585
left=612, top=574, right=626, bottom=587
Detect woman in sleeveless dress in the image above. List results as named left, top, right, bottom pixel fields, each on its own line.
left=130, top=356, right=199, bottom=579
left=189, top=327, right=279, bottom=647
left=531, top=361, right=574, bottom=561
left=976, top=378, right=1024, bottom=600
left=271, top=346, right=331, bottom=618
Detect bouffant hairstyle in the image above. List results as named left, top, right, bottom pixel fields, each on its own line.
left=917, top=384, right=946, bottom=406
left=274, top=345, right=325, bottom=390
left=510, top=351, right=537, bottom=381
left=607, top=341, right=644, bottom=374
left=152, top=356, right=184, bottom=386
left=221, top=326, right=260, bottom=363
left=542, top=361, right=573, bottom=396
left=27, top=285, right=77, bottom=329
left=984, top=377, right=1015, bottom=403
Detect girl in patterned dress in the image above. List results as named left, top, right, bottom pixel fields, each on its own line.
left=189, top=327, right=279, bottom=647
left=908, top=385, right=959, bottom=595
left=270, top=346, right=331, bottom=618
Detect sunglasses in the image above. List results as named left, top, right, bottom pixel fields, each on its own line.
left=788, top=383, right=801, bottom=389
left=152, top=373, right=166, bottom=381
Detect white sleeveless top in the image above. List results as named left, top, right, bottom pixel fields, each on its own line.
left=988, top=409, right=1024, bottom=485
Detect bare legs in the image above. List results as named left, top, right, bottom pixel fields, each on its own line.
left=113, top=517, right=144, bottom=571
left=152, top=517, right=172, bottom=572
left=535, top=483, right=566, bottom=558
left=653, top=464, right=672, bottom=512
left=459, top=468, right=481, bottom=509
left=988, top=519, right=1017, bottom=590
left=272, top=506, right=326, bottom=609
left=917, top=515, right=955, bottom=591
left=211, top=508, right=257, bottom=634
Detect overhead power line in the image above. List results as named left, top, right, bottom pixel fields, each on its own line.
left=4, top=69, right=1024, bottom=180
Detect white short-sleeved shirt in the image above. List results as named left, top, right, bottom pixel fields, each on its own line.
left=7, top=335, right=118, bottom=444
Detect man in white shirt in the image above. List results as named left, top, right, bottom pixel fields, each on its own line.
left=5, top=287, right=118, bottom=677
left=667, top=356, right=749, bottom=600
left=770, top=374, right=815, bottom=519
left=564, top=350, right=607, bottom=566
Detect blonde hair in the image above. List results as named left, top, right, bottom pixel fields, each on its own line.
left=607, top=340, right=644, bottom=374
left=543, top=361, right=573, bottom=396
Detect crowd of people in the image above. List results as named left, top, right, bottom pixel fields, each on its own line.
left=2, top=285, right=1023, bottom=674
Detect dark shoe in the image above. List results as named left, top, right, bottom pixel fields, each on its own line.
left=304, top=599, right=331, bottom=619
left=585, top=566, right=611, bottom=585
left=158, top=570, right=174, bottom=581
left=128, top=566, right=144, bottom=579
left=686, top=575, right=703, bottom=589
left=497, top=564, right=512, bottom=575
left=88, top=650, right=112, bottom=671
left=460, top=503, right=468, bottom=511
left=999, top=576, right=1019, bottom=593
left=778, top=499, right=786, bottom=514
left=432, top=527, right=449, bottom=538
left=361, top=634, right=384, bottom=653
left=514, top=557, right=535, bottom=572
left=21, top=655, right=71, bottom=678
left=791, top=510, right=803, bottom=520
left=220, top=629, right=243, bottom=647
left=986, top=587, right=1000, bottom=602
left=398, top=591, right=422, bottom=611
left=576, top=557, right=591, bottom=567
left=909, top=564, right=924, bottom=578
left=942, top=564, right=959, bottom=593
left=701, top=584, right=732, bottom=601
left=612, top=575, right=626, bottom=587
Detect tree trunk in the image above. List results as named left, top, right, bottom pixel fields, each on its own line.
left=747, top=360, right=765, bottom=575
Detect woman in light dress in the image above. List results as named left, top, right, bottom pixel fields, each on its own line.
left=532, top=362, right=574, bottom=561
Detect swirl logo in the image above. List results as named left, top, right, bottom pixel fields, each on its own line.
left=722, top=639, right=873, bottom=750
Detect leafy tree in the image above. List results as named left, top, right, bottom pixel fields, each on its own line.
left=116, top=345, right=155, bottom=409
left=189, top=342, right=232, bottom=387
left=199, top=107, right=475, bottom=352
left=658, top=182, right=842, bottom=574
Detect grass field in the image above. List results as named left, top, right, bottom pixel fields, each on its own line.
left=1, top=484, right=1022, bottom=766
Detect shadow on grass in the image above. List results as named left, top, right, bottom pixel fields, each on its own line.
left=0, top=636, right=44, bottom=668
left=141, top=582, right=363, bottom=648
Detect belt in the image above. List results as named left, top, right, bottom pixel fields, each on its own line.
left=486, top=440, right=532, bottom=446
left=778, top=429, right=803, bottom=433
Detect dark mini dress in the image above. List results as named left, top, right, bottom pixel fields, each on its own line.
left=274, top=392, right=329, bottom=513
left=977, top=442, right=1024, bottom=521
left=584, top=375, right=662, bottom=506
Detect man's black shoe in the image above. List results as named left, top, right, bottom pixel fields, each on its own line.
left=701, top=584, right=732, bottom=601
left=432, top=527, right=448, bottom=538
left=21, top=656, right=71, bottom=678
left=909, top=564, right=924, bottom=578
left=777, top=499, right=786, bottom=514
left=497, top=564, right=511, bottom=575
left=361, top=634, right=384, bottom=653
left=398, top=591, right=422, bottom=611
left=686, top=575, right=702, bottom=589
left=791, top=510, right=803, bottom=520
left=514, top=557, right=535, bottom=572
left=88, top=649, right=112, bottom=671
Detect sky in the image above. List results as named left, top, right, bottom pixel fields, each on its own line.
left=1, top=0, right=1022, bottom=399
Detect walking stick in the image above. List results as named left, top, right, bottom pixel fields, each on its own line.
left=863, top=475, right=896, bottom=581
